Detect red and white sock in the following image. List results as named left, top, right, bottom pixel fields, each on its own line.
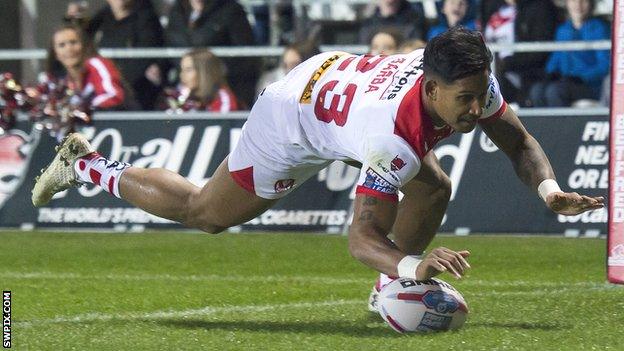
left=73, top=152, right=131, bottom=198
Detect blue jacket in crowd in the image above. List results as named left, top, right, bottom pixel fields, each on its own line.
left=427, top=19, right=477, bottom=41
left=546, top=18, right=610, bottom=89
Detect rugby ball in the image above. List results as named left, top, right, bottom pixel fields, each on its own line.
left=378, top=277, right=468, bottom=333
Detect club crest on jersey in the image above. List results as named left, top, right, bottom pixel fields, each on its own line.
left=363, top=168, right=397, bottom=194
left=274, top=179, right=295, bottom=193
left=390, top=156, right=406, bottom=171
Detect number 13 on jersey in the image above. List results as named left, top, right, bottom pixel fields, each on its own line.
left=312, top=54, right=386, bottom=126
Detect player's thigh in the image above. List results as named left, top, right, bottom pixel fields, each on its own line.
left=402, top=151, right=451, bottom=197
left=189, top=157, right=277, bottom=230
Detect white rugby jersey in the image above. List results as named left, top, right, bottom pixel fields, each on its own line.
left=284, top=50, right=507, bottom=202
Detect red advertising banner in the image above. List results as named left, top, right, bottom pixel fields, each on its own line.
left=608, top=0, right=624, bottom=284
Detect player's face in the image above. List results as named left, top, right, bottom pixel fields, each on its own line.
left=431, top=69, right=490, bottom=133
left=53, top=29, right=83, bottom=70
left=179, top=56, right=198, bottom=91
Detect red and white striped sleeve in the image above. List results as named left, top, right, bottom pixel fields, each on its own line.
left=207, top=86, right=240, bottom=112
left=84, top=56, right=125, bottom=109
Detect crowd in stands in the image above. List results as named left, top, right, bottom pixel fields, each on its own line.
left=3, top=0, right=614, bottom=131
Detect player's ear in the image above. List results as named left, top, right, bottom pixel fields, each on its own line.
left=425, top=79, right=438, bottom=101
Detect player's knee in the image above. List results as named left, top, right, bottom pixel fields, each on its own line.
left=188, top=216, right=229, bottom=235
left=199, top=224, right=228, bottom=235
left=183, top=191, right=230, bottom=234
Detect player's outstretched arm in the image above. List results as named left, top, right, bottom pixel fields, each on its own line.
left=480, top=108, right=604, bottom=216
left=348, top=194, right=470, bottom=280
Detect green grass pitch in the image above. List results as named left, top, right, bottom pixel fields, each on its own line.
left=1, top=231, right=622, bottom=350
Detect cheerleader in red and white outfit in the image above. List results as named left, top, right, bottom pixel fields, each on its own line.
left=46, top=24, right=126, bottom=111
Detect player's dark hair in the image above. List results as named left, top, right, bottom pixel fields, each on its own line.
left=423, top=26, right=493, bottom=83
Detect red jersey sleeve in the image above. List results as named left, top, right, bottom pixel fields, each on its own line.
left=84, top=56, right=125, bottom=109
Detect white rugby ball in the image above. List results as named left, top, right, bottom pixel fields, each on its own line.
left=378, top=277, right=468, bottom=333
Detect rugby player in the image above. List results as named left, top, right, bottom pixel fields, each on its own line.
left=32, top=27, right=603, bottom=310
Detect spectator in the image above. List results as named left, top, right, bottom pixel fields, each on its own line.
left=398, top=38, right=426, bottom=53
left=369, top=27, right=404, bottom=55
left=529, top=0, right=610, bottom=107
left=359, top=0, right=427, bottom=44
left=159, top=49, right=240, bottom=113
left=484, top=0, right=559, bottom=106
left=40, top=24, right=129, bottom=139
left=74, top=0, right=164, bottom=110
left=427, top=0, right=478, bottom=40
left=45, top=24, right=127, bottom=111
left=165, top=0, right=260, bottom=108
left=479, top=0, right=505, bottom=28
left=256, top=40, right=321, bottom=96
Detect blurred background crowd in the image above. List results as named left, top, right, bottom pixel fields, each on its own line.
left=0, top=0, right=614, bottom=135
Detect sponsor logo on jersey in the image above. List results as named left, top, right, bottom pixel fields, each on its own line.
left=390, top=156, right=406, bottom=171
left=484, top=77, right=496, bottom=110
left=376, top=162, right=399, bottom=182
left=274, top=179, right=296, bottom=193
left=365, top=57, right=406, bottom=93
left=299, top=53, right=346, bottom=104
left=381, top=57, right=424, bottom=100
left=363, top=168, right=397, bottom=194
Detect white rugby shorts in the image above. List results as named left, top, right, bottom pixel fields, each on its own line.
left=228, top=55, right=333, bottom=199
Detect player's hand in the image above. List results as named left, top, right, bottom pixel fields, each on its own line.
left=415, top=247, right=471, bottom=280
left=546, top=192, right=604, bottom=216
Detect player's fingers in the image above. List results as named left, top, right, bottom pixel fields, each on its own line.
left=456, top=251, right=471, bottom=269
left=422, top=259, right=447, bottom=278
left=438, top=250, right=466, bottom=275
left=432, top=260, right=447, bottom=273
left=446, top=249, right=471, bottom=271
left=447, top=248, right=471, bottom=270
left=439, top=258, right=462, bottom=279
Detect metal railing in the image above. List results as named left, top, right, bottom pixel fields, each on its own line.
left=87, top=107, right=609, bottom=121
left=0, top=40, right=612, bottom=60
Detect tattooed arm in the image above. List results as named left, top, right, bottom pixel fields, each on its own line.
left=348, top=195, right=404, bottom=276
left=348, top=194, right=470, bottom=279
left=481, top=107, right=603, bottom=215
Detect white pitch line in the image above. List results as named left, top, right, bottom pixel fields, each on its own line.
left=470, top=285, right=619, bottom=297
left=0, top=271, right=619, bottom=289
left=14, top=284, right=619, bottom=329
left=0, top=272, right=366, bottom=285
left=15, top=299, right=363, bottom=328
